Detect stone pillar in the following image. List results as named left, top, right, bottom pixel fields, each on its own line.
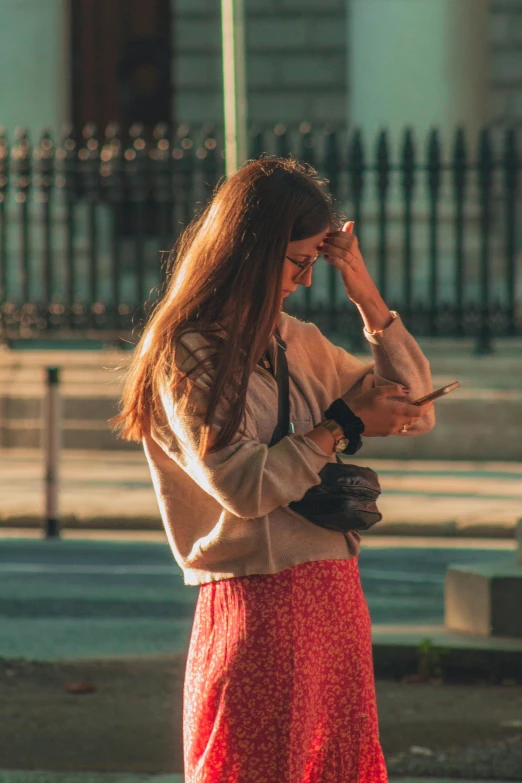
left=0, top=0, right=70, bottom=138
left=348, top=0, right=491, bottom=147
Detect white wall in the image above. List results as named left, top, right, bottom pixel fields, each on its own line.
left=348, top=0, right=491, bottom=146
left=173, top=0, right=522, bottom=132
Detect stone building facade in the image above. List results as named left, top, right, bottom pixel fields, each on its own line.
left=491, top=0, right=522, bottom=126
left=174, top=0, right=347, bottom=128
left=174, top=0, right=522, bottom=133
left=1, top=0, right=522, bottom=139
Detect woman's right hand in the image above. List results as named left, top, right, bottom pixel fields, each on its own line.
left=349, top=384, right=431, bottom=436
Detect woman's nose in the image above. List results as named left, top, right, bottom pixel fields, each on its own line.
left=297, top=267, right=313, bottom=287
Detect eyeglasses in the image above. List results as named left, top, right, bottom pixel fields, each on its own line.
left=285, top=253, right=320, bottom=281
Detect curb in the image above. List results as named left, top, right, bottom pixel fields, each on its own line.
left=0, top=517, right=517, bottom=539
left=372, top=639, right=522, bottom=682
left=0, top=774, right=508, bottom=783
left=44, top=639, right=522, bottom=684
left=0, top=775, right=183, bottom=783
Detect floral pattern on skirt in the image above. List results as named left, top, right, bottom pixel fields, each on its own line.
left=183, top=557, right=388, bottom=783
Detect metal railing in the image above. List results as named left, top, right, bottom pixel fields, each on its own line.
left=0, top=121, right=520, bottom=351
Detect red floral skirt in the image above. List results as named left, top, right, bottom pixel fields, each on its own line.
left=183, top=557, right=388, bottom=783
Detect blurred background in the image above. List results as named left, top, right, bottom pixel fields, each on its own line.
left=1, top=3, right=522, bottom=781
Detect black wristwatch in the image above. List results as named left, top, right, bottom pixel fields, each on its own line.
left=324, top=399, right=365, bottom=455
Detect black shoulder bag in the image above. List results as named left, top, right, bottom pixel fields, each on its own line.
left=268, top=335, right=382, bottom=533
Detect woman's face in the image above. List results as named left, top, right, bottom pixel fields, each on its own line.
left=281, top=229, right=329, bottom=300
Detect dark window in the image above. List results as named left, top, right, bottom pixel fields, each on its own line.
left=70, top=0, right=173, bottom=132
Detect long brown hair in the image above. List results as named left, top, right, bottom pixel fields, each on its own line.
left=111, top=157, right=334, bottom=455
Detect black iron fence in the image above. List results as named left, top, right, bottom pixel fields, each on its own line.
left=0, top=121, right=520, bottom=351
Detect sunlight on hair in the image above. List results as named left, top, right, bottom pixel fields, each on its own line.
left=204, top=198, right=224, bottom=229
left=139, top=327, right=155, bottom=357
left=167, top=271, right=185, bottom=303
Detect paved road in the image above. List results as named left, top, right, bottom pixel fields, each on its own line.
left=0, top=537, right=514, bottom=661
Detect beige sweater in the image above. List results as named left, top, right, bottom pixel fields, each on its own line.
left=143, top=313, right=435, bottom=585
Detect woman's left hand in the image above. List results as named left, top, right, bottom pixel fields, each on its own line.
left=322, top=221, right=380, bottom=306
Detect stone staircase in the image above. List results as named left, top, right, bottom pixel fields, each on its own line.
left=1, top=338, right=522, bottom=460
left=0, top=347, right=138, bottom=451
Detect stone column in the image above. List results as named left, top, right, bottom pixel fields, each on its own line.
left=348, top=0, right=491, bottom=147
left=0, top=0, right=70, bottom=138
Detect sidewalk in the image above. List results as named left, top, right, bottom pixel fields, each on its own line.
left=2, top=448, right=521, bottom=538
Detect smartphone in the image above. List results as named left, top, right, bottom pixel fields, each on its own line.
left=413, top=381, right=460, bottom=406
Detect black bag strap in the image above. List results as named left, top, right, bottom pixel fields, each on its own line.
left=269, top=330, right=290, bottom=446
left=268, top=330, right=342, bottom=466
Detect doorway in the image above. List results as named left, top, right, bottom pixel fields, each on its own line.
left=70, top=0, right=173, bottom=133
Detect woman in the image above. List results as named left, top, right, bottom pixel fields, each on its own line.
left=113, top=157, right=434, bottom=782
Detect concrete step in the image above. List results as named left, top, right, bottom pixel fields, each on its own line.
left=446, top=523, right=522, bottom=637
left=3, top=402, right=522, bottom=459
left=3, top=390, right=521, bottom=458
left=2, top=345, right=522, bottom=458
left=3, top=450, right=521, bottom=536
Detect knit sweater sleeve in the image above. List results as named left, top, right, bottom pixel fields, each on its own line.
left=151, top=335, right=331, bottom=520
left=323, top=315, right=435, bottom=436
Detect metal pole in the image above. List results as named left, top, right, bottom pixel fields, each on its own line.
left=44, top=366, right=61, bottom=538
left=221, top=0, right=248, bottom=176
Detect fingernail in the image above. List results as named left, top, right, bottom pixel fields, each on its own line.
left=402, top=387, right=410, bottom=393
